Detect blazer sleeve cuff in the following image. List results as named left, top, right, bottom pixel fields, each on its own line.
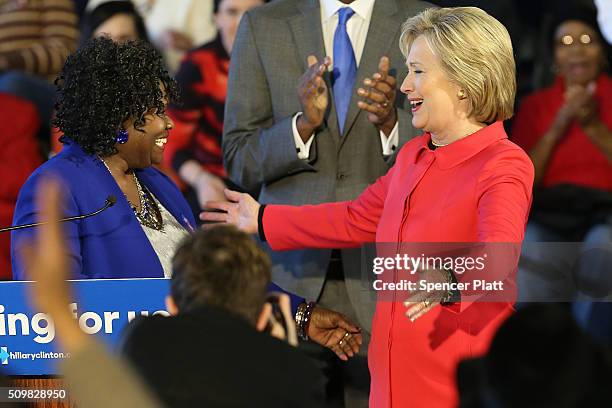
left=258, top=204, right=267, bottom=242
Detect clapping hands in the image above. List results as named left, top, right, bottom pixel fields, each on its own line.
left=358, top=56, right=398, bottom=136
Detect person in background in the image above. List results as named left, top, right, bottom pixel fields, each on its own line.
left=132, top=0, right=217, bottom=74
left=0, top=0, right=79, bottom=156
left=0, top=0, right=78, bottom=79
left=0, top=93, right=42, bottom=280
left=81, top=0, right=149, bottom=44
left=120, top=225, right=325, bottom=407
left=512, top=8, right=612, bottom=345
left=164, top=0, right=264, bottom=221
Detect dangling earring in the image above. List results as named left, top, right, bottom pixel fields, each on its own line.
left=457, top=90, right=466, bottom=100
left=116, top=129, right=129, bottom=144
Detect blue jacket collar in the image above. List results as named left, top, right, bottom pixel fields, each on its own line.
left=59, top=141, right=195, bottom=231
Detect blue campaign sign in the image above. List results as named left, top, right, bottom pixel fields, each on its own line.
left=0, top=278, right=170, bottom=375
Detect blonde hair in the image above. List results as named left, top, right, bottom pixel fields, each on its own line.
left=399, top=7, right=516, bottom=123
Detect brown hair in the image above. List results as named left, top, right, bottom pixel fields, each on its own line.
left=171, top=225, right=271, bottom=323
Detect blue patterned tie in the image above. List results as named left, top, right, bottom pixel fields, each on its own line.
left=332, top=7, right=356, bottom=134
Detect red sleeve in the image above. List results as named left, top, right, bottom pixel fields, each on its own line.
left=510, top=94, right=544, bottom=153
left=476, top=146, right=534, bottom=242
left=263, top=165, right=396, bottom=251
left=442, top=147, right=534, bottom=313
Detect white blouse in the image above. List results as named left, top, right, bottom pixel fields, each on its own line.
left=140, top=196, right=190, bottom=278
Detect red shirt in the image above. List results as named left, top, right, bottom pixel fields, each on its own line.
left=263, top=122, right=534, bottom=407
left=511, top=74, right=612, bottom=190
left=0, top=93, right=42, bottom=279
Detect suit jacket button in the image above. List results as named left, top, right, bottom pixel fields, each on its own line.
left=337, top=173, right=346, bottom=180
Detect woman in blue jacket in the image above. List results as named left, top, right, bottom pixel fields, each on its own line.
left=12, top=37, right=191, bottom=280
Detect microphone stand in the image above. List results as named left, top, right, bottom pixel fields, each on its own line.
left=0, top=196, right=117, bottom=233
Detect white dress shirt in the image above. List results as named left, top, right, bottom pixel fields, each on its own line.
left=293, top=0, right=399, bottom=159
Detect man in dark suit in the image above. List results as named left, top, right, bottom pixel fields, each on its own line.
left=222, top=0, right=430, bottom=405
left=120, top=226, right=325, bottom=408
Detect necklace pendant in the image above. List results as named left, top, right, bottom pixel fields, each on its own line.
left=132, top=173, right=164, bottom=231
left=99, top=158, right=164, bottom=231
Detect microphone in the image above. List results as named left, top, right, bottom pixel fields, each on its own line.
left=0, top=195, right=117, bottom=233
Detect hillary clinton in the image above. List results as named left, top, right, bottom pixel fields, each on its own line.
left=204, top=7, right=534, bottom=408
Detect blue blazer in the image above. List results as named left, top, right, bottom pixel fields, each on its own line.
left=11, top=142, right=304, bottom=310
left=11, top=141, right=197, bottom=280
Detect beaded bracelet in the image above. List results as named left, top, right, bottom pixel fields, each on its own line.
left=295, top=303, right=306, bottom=333
left=295, top=301, right=316, bottom=341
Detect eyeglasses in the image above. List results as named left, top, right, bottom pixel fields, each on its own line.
left=558, top=34, right=595, bottom=47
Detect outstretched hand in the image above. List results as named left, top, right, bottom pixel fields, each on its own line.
left=200, top=189, right=261, bottom=234
left=308, top=306, right=362, bottom=361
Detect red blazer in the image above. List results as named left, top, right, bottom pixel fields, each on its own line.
left=263, top=122, right=534, bottom=408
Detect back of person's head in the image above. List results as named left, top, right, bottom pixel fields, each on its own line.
left=81, top=0, right=148, bottom=44
left=483, top=304, right=612, bottom=407
left=170, top=225, right=271, bottom=324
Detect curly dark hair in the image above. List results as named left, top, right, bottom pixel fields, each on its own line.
left=53, top=36, right=178, bottom=157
